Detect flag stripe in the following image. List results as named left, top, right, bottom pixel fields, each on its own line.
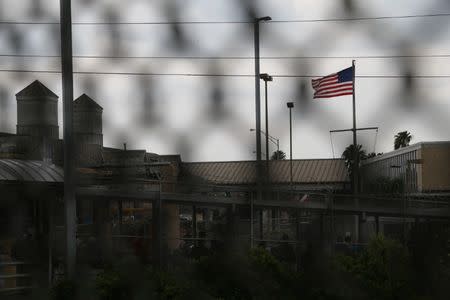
left=314, top=81, right=352, bottom=92
left=315, top=85, right=353, bottom=94
left=312, top=75, right=337, bottom=88
left=313, top=91, right=353, bottom=98
left=314, top=82, right=353, bottom=94
left=312, top=75, right=337, bottom=85
left=313, top=79, right=339, bottom=89
left=314, top=88, right=353, bottom=98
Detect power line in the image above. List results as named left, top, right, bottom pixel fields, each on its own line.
left=270, top=13, right=450, bottom=23
left=0, top=69, right=251, bottom=77
left=0, top=13, right=449, bottom=26
left=1, top=69, right=450, bottom=78
left=1, top=54, right=450, bottom=60
left=279, top=74, right=450, bottom=78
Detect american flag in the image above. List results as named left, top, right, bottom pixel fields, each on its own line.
left=311, top=66, right=354, bottom=99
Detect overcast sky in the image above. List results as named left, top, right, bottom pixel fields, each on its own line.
left=0, top=0, right=449, bottom=162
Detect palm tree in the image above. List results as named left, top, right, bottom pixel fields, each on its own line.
left=271, top=150, right=286, bottom=160
left=394, top=131, right=412, bottom=150
left=341, top=144, right=366, bottom=178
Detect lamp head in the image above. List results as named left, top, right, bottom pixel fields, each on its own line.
left=259, top=73, right=273, bottom=81
left=287, top=102, right=294, bottom=108
left=256, top=16, right=272, bottom=22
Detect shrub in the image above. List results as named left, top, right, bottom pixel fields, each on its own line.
left=335, top=235, right=412, bottom=300
left=95, top=269, right=131, bottom=300
left=50, top=279, right=77, bottom=300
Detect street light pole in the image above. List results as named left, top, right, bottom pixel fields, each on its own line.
left=252, top=16, right=271, bottom=249
left=287, top=102, right=294, bottom=189
left=259, top=73, right=273, bottom=163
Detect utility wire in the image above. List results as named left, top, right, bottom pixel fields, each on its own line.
left=0, top=13, right=449, bottom=25
left=1, top=69, right=450, bottom=78
left=1, top=54, right=450, bottom=60
left=270, top=13, right=450, bottom=23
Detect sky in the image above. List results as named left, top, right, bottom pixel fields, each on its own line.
left=0, top=0, right=449, bottom=162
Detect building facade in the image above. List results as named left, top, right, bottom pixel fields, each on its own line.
left=361, top=141, right=450, bottom=193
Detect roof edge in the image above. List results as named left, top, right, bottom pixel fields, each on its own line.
left=182, top=158, right=345, bottom=164
left=362, top=141, right=450, bottom=165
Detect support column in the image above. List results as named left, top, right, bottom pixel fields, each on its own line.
left=259, top=209, right=264, bottom=240
left=296, top=208, right=301, bottom=272
left=354, top=214, right=359, bottom=244
left=359, top=212, right=368, bottom=243
left=152, top=197, right=162, bottom=269
left=118, top=200, right=123, bottom=235
left=375, top=215, right=380, bottom=235
left=163, top=204, right=180, bottom=251
left=192, top=205, right=197, bottom=244
left=226, top=204, right=239, bottom=251
left=93, top=198, right=110, bottom=261
left=319, top=213, right=324, bottom=249
left=271, top=208, right=277, bottom=231
left=48, top=197, right=54, bottom=286
left=101, top=199, right=112, bottom=261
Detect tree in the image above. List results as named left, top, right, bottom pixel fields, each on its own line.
left=271, top=150, right=286, bottom=160
left=341, top=144, right=367, bottom=177
left=336, top=235, right=413, bottom=300
left=342, top=144, right=367, bottom=191
left=394, top=131, right=412, bottom=150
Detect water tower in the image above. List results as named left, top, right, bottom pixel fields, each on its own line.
left=73, top=94, right=103, bottom=146
left=16, top=80, right=59, bottom=139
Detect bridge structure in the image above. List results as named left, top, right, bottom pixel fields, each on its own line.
left=77, top=182, right=450, bottom=219
left=76, top=180, right=450, bottom=266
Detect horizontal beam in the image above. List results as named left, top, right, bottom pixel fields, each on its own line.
left=76, top=186, right=450, bottom=219
left=330, top=126, right=378, bottom=133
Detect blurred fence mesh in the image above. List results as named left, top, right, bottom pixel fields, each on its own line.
left=0, top=0, right=449, bottom=161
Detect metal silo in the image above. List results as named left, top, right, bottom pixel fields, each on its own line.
left=73, top=94, right=103, bottom=146
left=16, top=80, right=59, bottom=139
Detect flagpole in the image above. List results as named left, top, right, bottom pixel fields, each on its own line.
left=352, top=60, right=358, bottom=194
left=352, top=59, right=360, bottom=243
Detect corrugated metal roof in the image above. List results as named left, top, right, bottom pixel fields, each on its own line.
left=182, top=159, right=349, bottom=184
left=0, top=159, right=63, bottom=183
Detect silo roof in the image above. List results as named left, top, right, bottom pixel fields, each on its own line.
left=74, top=94, right=103, bottom=110
left=15, top=80, right=59, bottom=98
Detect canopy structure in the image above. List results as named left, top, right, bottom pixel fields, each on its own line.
left=0, top=159, right=63, bottom=183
